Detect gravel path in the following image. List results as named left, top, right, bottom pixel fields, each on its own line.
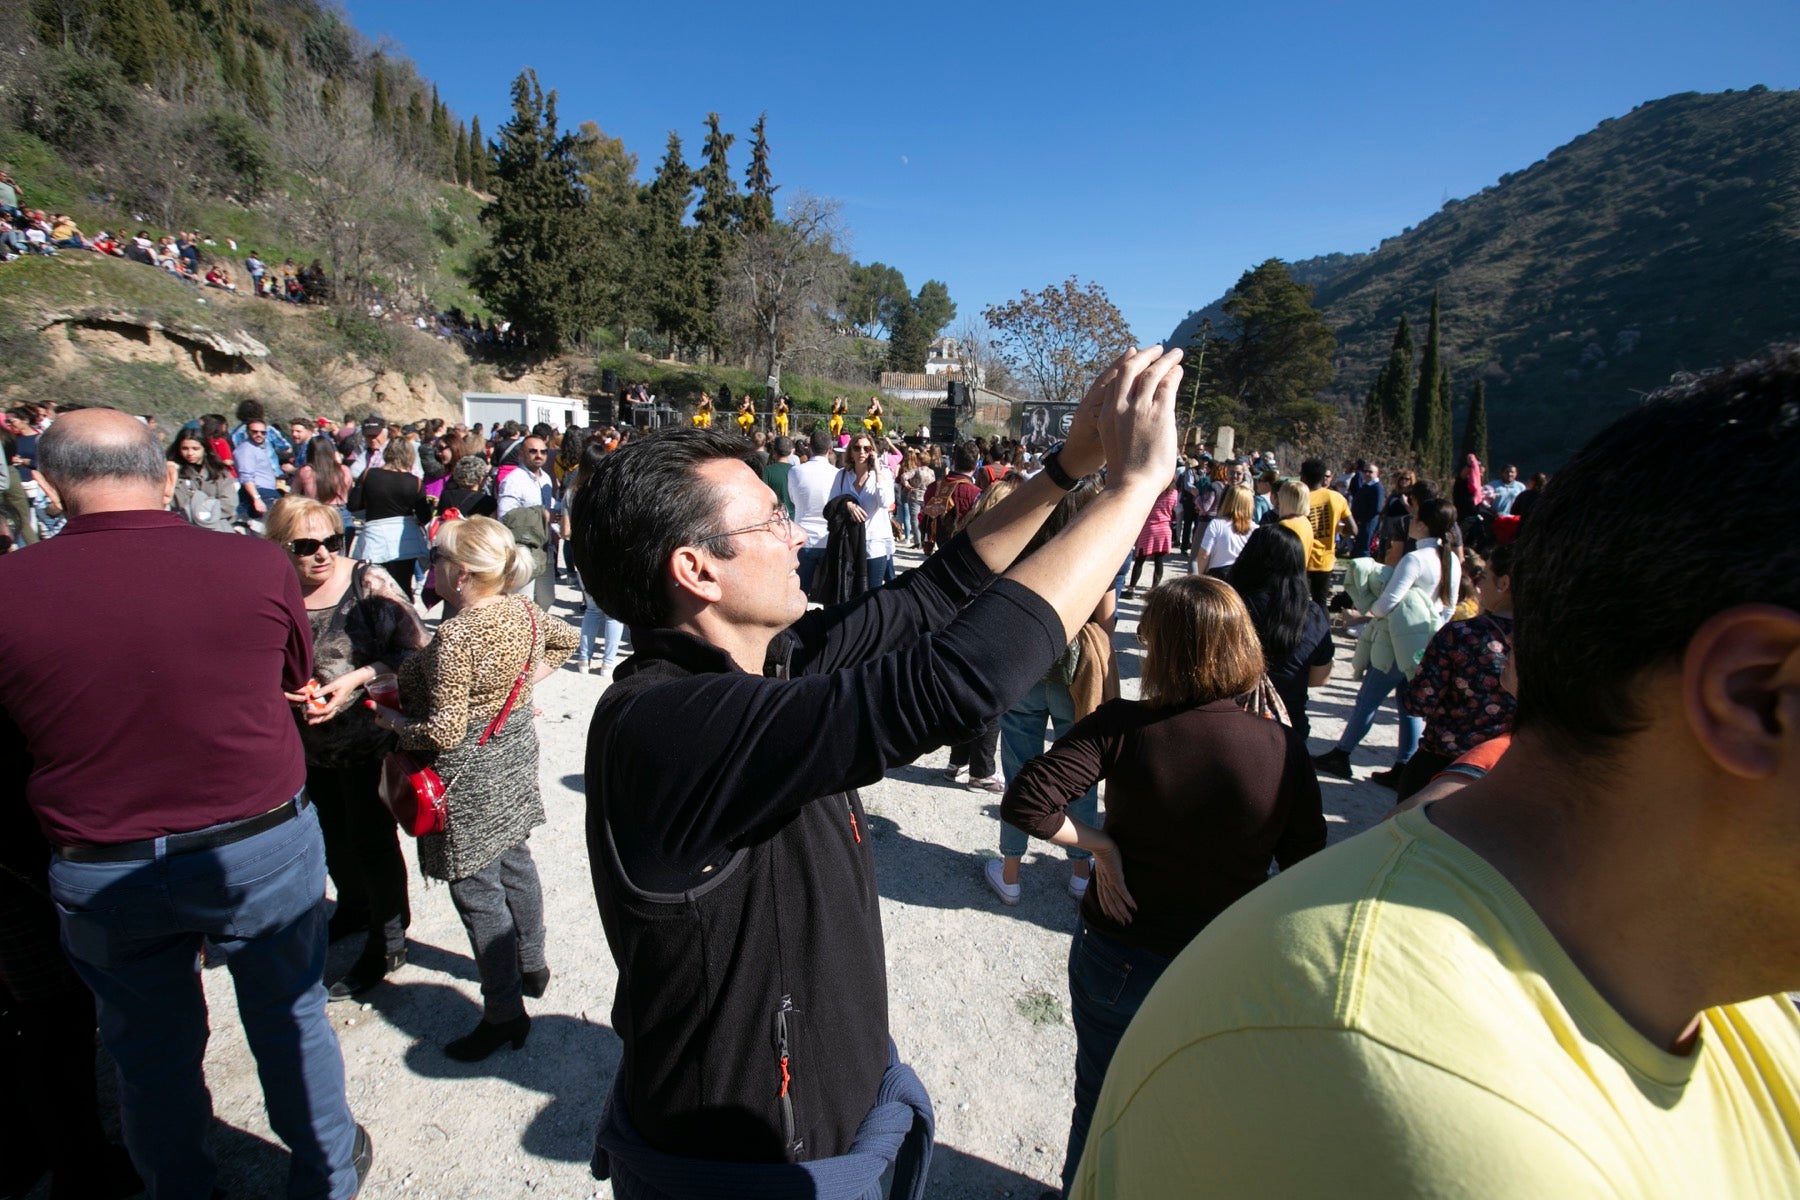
left=65, top=550, right=1403, bottom=1200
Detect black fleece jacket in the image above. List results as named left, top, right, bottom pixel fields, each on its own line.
left=584, top=533, right=1063, bottom=1166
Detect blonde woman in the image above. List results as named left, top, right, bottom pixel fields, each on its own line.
left=1195, top=483, right=1256, bottom=578
left=369, top=516, right=579, bottom=1060
left=268, top=497, right=426, bottom=999
left=1276, top=479, right=1314, bottom=562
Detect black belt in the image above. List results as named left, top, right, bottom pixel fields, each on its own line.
left=58, top=797, right=304, bottom=864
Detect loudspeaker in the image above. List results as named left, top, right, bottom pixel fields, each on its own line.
left=929, top=406, right=960, bottom=444
left=600, top=368, right=619, bottom=396
left=946, top=380, right=967, bottom=410
left=588, top=396, right=617, bottom=426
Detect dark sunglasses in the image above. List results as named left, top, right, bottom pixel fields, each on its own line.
left=287, top=534, right=343, bottom=556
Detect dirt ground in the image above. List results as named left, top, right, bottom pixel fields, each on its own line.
left=45, top=549, right=1402, bottom=1200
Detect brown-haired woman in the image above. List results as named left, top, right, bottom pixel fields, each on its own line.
left=268, top=497, right=427, bottom=999
left=1002, top=574, right=1325, bottom=1199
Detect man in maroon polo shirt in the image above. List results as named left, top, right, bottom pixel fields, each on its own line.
left=0, top=409, right=371, bottom=1200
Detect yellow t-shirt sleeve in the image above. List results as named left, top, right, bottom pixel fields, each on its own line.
left=1073, top=1026, right=1618, bottom=1199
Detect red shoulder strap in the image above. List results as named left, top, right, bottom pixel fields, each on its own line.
left=477, top=598, right=538, bottom=746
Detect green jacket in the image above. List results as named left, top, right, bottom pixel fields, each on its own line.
left=1345, top=558, right=1440, bottom=680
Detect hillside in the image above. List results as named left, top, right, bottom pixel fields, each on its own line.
left=1170, top=87, right=1800, bottom=466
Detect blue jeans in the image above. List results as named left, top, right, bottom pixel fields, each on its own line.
left=1334, top=662, right=1423, bottom=763
left=866, top=553, right=895, bottom=591
left=581, top=592, right=624, bottom=665
left=1060, top=923, right=1174, bottom=1197
left=998, top=680, right=1098, bottom=859
left=898, top=498, right=919, bottom=543
left=48, top=800, right=360, bottom=1200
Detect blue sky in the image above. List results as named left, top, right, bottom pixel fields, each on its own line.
left=342, top=0, right=1798, bottom=342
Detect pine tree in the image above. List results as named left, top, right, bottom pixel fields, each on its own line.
left=370, top=63, right=391, bottom=132
left=468, top=117, right=488, bottom=190
left=1412, top=289, right=1444, bottom=479
left=453, top=121, right=471, bottom=185
left=1211, top=259, right=1338, bottom=442
left=470, top=69, right=602, bottom=353
left=1460, top=379, right=1489, bottom=469
left=743, top=112, right=776, bottom=233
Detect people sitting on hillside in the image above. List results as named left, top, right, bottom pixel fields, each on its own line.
left=50, top=214, right=88, bottom=250
left=204, top=264, right=237, bottom=292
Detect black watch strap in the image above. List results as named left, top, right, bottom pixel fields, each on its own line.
left=1041, top=443, right=1079, bottom=491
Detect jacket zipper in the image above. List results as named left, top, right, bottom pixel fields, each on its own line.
left=774, top=994, right=800, bottom=1156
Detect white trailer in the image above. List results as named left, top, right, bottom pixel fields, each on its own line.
left=461, top=392, right=588, bottom=434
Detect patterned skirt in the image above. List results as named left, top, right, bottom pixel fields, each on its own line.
left=417, top=712, right=545, bottom=883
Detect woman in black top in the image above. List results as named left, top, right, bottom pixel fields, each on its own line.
left=1002, top=575, right=1325, bottom=1199
left=1229, top=525, right=1334, bottom=743
left=348, top=437, right=431, bottom=598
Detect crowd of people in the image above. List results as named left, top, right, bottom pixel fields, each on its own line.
left=2, top=339, right=1798, bottom=1200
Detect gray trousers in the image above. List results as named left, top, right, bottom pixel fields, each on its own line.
left=447, top=838, right=546, bottom=1021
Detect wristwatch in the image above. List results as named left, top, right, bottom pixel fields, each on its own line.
left=1040, top=442, right=1079, bottom=492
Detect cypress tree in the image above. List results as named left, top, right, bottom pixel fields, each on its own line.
left=1370, top=313, right=1414, bottom=446
left=370, top=63, right=391, bottom=132
left=692, top=113, right=739, bottom=352
left=1434, top=364, right=1454, bottom=481
left=468, top=117, right=488, bottom=190
left=405, top=91, right=427, bottom=158
left=1460, top=379, right=1490, bottom=469
left=431, top=87, right=455, bottom=177
left=643, top=131, right=705, bottom=349
left=1412, top=290, right=1443, bottom=478
left=240, top=41, right=271, bottom=120
left=743, top=112, right=776, bottom=233
left=454, top=120, right=471, bottom=185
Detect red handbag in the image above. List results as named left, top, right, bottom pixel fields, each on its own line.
left=379, top=600, right=539, bottom=837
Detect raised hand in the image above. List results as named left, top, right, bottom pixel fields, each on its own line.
left=1095, top=346, right=1182, bottom=495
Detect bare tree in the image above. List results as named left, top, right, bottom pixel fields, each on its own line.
left=948, top=317, right=1017, bottom=395
left=982, top=277, right=1135, bottom=406
left=280, top=93, right=434, bottom=311
left=720, top=191, right=850, bottom=397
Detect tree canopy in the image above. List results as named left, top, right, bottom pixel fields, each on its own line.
left=983, top=278, right=1134, bottom=405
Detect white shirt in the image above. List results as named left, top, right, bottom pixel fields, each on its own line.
left=787, top=458, right=840, bottom=549
left=498, top=465, right=554, bottom=516
left=830, top=467, right=896, bottom=559
left=1198, top=519, right=1252, bottom=572
left=1372, top=537, right=1460, bottom=625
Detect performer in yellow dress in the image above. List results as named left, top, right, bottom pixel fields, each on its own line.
left=864, top=395, right=884, bottom=437
left=736, top=394, right=756, bottom=435
left=829, top=396, right=847, bottom=440
left=773, top=397, right=790, bottom=437
left=691, top=393, right=713, bottom=429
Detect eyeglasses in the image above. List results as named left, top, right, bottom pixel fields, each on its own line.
left=696, top=510, right=798, bottom=545
left=287, top=534, right=343, bottom=556
left=247, top=426, right=267, bottom=436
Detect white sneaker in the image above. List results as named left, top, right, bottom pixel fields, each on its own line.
left=946, top=766, right=970, bottom=783
left=971, top=773, right=1006, bottom=793
left=1068, top=872, right=1091, bottom=900
left=983, top=858, right=1021, bottom=906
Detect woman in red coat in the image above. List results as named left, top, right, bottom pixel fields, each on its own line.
left=1123, top=476, right=1180, bottom=598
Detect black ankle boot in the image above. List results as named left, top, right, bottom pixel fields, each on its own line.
left=444, top=1014, right=530, bottom=1062
left=327, top=946, right=406, bottom=1002
left=1311, top=748, right=1354, bottom=780
left=521, top=966, right=551, bottom=1000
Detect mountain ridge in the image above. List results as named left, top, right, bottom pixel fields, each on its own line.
left=1170, top=87, right=1800, bottom=466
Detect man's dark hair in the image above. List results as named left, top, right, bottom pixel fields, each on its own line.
left=531, top=422, right=554, bottom=441
left=771, top=436, right=793, bottom=458
left=1299, top=458, right=1327, bottom=488
left=39, top=411, right=165, bottom=487
left=569, top=428, right=762, bottom=629
left=234, top=398, right=266, bottom=425
left=807, top=428, right=832, bottom=456
left=952, top=442, right=978, bottom=473
left=1513, top=344, right=1800, bottom=756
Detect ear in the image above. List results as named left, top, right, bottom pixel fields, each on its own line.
left=668, top=545, right=723, bottom=607
left=1682, top=605, right=1800, bottom=779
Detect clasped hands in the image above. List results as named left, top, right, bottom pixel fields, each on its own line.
left=1054, top=346, right=1185, bottom=490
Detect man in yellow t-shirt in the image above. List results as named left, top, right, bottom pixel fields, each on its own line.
left=1300, top=457, right=1353, bottom=605
left=1075, top=351, right=1800, bottom=1198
